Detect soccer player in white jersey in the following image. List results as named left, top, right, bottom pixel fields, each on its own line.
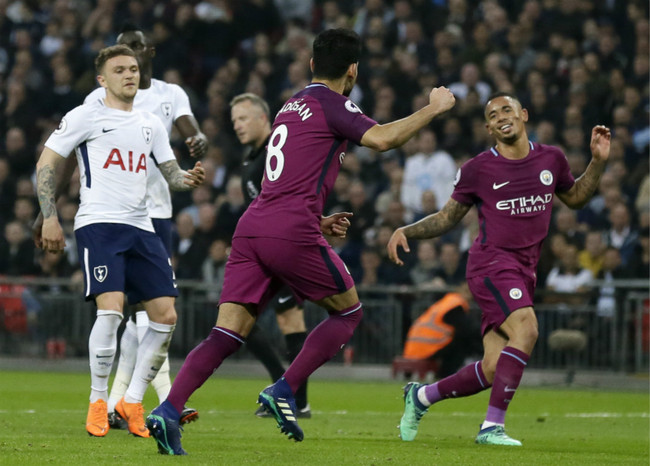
left=36, top=45, right=205, bottom=438
left=84, top=25, right=207, bottom=429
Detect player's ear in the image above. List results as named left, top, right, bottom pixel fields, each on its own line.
left=149, top=45, right=156, bottom=58
left=96, top=74, right=107, bottom=89
left=521, top=108, right=529, bottom=123
left=347, top=62, right=357, bottom=77
left=309, top=57, right=314, bottom=73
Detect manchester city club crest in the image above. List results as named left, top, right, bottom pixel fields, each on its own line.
left=509, top=288, right=523, bottom=299
left=142, top=127, right=152, bottom=143
left=93, top=266, right=108, bottom=283
left=161, top=102, right=172, bottom=118
left=539, top=169, right=553, bottom=186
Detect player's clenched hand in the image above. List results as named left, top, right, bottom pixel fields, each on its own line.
left=429, top=86, right=455, bottom=115
left=387, top=227, right=410, bottom=266
left=184, top=161, right=205, bottom=188
left=185, top=134, right=208, bottom=158
left=590, top=125, right=611, bottom=163
left=41, top=217, right=66, bottom=253
left=321, top=212, right=353, bottom=238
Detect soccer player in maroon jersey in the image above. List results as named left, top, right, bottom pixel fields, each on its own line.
left=388, top=92, right=611, bottom=446
left=146, top=28, right=455, bottom=453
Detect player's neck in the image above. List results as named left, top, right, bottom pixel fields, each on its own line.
left=103, top=93, right=134, bottom=112
left=311, top=78, right=345, bottom=95
left=495, top=135, right=530, bottom=160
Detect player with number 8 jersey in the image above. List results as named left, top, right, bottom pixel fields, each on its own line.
left=234, top=85, right=374, bottom=242
left=147, top=29, right=455, bottom=452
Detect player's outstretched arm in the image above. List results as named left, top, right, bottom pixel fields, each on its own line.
left=32, top=153, right=78, bottom=248
left=159, top=160, right=205, bottom=191
left=556, top=125, right=610, bottom=209
left=361, top=87, right=455, bottom=152
left=176, top=115, right=208, bottom=158
left=387, top=198, right=470, bottom=266
left=36, top=147, right=66, bottom=253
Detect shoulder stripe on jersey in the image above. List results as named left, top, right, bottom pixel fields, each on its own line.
left=319, top=246, right=347, bottom=294
left=483, top=277, right=511, bottom=317
left=79, top=142, right=91, bottom=188
left=490, top=147, right=498, bottom=156
left=316, top=139, right=344, bottom=196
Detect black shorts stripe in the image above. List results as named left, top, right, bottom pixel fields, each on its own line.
left=320, top=246, right=346, bottom=294
left=484, top=277, right=510, bottom=317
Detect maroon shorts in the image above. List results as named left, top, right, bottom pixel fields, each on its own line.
left=467, top=268, right=535, bottom=336
left=219, top=236, right=354, bottom=314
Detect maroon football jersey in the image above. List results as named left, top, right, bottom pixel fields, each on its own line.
left=452, top=142, right=575, bottom=278
left=235, top=84, right=377, bottom=242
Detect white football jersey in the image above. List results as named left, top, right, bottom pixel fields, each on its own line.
left=85, top=79, right=194, bottom=219
left=45, top=98, right=175, bottom=232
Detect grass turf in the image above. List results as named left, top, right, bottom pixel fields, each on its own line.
left=0, top=371, right=647, bottom=465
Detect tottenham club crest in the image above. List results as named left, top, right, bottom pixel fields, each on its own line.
left=509, top=288, right=523, bottom=300
left=93, top=266, right=108, bottom=283
left=539, top=170, right=553, bottom=186
left=161, top=102, right=172, bottom=118
left=142, top=127, right=152, bottom=144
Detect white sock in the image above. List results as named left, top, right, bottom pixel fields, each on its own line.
left=150, top=356, right=172, bottom=403
left=88, top=310, right=122, bottom=403
left=124, top=321, right=175, bottom=404
left=417, top=386, right=432, bottom=407
left=135, top=310, right=149, bottom=344
left=481, top=421, right=503, bottom=430
left=107, top=320, right=138, bottom=412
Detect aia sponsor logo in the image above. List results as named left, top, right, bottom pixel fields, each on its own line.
left=103, top=149, right=147, bottom=173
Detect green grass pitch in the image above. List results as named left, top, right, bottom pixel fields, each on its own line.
left=0, top=371, right=647, bottom=465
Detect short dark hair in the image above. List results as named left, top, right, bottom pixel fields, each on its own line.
left=312, top=28, right=361, bottom=80
left=95, top=44, right=135, bottom=73
left=486, top=91, right=520, bottom=104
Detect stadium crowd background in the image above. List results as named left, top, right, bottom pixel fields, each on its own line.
left=0, top=0, right=648, bottom=301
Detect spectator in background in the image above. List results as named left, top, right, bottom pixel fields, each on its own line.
left=200, top=238, right=229, bottom=301
left=172, top=211, right=205, bottom=280
left=0, top=220, right=37, bottom=275
left=578, top=230, right=605, bottom=278
left=409, top=239, right=439, bottom=286
left=214, top=175, right=246, bottom=240
left=430, top=242, right=466, bottom=288
left=401, top=128, right=456, bottom=217
left=449, top=63, right=491, bottom=105
left=604, top=202, right=639, bottom=266
left=545, top=242, right=593, bottom=305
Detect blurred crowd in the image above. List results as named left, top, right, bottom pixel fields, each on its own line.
left=0, top=0, right=648, bottom=302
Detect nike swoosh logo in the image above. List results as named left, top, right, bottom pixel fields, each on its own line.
left=278, top=296, right=292, bottom=304
left=493, top=181, right=510, bottom=190
left=102, top=128, right=116, bottom=133
left=504, top=386, right=517, bottom=392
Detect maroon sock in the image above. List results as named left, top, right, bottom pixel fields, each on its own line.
left=485, top=346, right=529, bottom=425
left=424, top=360, right=490, bottom=404
left=167, top=327, right=243, bottom=414
left=283, top=303, right=362, bottom=393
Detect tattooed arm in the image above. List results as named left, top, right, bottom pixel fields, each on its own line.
left=36, top=147, right=66, bottom=252
left=556, top=125, right=610, bottom=209
left=33, top=154, right=78, bottom=247
left=387, top=198, right=471, bottom=265
left=158, top=160, right=205, bottom=191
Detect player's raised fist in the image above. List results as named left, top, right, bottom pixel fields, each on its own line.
left=429, top=87, right=455, bottom=114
